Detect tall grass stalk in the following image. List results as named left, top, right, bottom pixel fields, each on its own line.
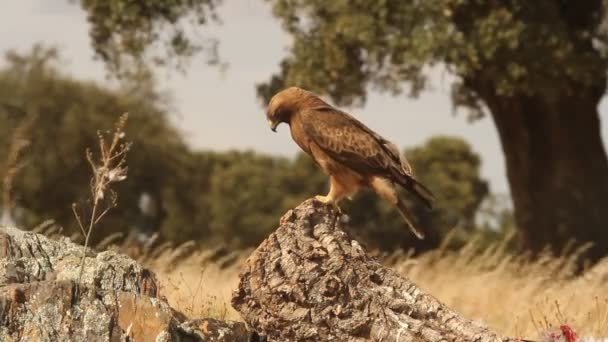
left=72, top=113, right=131, bottom=288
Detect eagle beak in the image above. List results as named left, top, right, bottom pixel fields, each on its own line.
left=268, top=119, right=278, bottom=132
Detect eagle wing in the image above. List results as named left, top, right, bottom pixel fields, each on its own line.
left=300, top=108, right=397, bottom=173
left=300, top=107, right=435, bottom=209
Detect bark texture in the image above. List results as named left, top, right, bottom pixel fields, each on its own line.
left=232, top=199, right=516, bottom=342
left=0, top=225, right=252, bottom=342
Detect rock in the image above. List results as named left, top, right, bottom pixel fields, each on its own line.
left=0, top=226, right=251, bottom=341
left=232, top=199, right=518, bottom=342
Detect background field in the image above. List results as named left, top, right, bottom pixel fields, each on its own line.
left=132, top=234, right=608, bottom=340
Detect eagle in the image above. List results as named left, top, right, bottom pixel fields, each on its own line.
left=266, top=87, right=435, bottom=239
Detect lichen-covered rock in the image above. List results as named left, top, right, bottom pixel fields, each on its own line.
left=0, top=226, right=251, bottom=341
left=0, top=226, right=157, bottom=295
left=178, top=318, right=255, bottom=341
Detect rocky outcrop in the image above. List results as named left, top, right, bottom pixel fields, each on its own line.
left=232, top=199, right=518, bottom=342
left=0, top=225, right=252, bottom=341
left=1, top=200, right=528, bottom=342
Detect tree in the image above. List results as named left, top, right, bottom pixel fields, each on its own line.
left=257, top=1, right=608, bottom=260
left=206, top=151, right=327, bottom=248
left=406, top=137, right=488, bottom=232
left=0, top=46, right=193, bottom=242
left=156, top=151, right=220, bottom=243
left=207, top=151, right=291, bottom=247
left=78, top=0, right=222, bottom=77
left=0, top=46, right=493, bottom=252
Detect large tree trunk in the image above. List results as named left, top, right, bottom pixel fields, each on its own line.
left=447, top=0, right=608, bottom=262
left=232, top=199, right=518, bottom=342
left=473, top=79, right=608, bottom=261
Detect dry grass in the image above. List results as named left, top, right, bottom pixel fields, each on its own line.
left=1, top=110, right=37, bottom=225
left=73, top=113, right=131, bottom=287
left=388, top=235, right=608, bottom=340
left=135, top=234, right=608, bottom=341
left=143, top=244, right=250, bottom=320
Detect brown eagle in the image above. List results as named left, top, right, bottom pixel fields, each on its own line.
left=266, top=87, right=435, bottom=239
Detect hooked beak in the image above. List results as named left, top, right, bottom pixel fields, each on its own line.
left=268, top=119, right=278, bottom=132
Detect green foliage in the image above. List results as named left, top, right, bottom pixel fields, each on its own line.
left=156, top=151, right=219, bottom=243
left=196, top=137, right=488, bottom=251
left=406, top=136, right=488, bottom=231
left=206, top=152, right=317, bottom=247
left=207, top=152, right=288, bottom=246
left=0, top=47, right=326, bottom=248
left=261, top=0, right=607, bottom=116
left=57, top=0, right=608, bottom=257
left=78, top=0, right=221, bottom=77
left=0, top=46, right=493, bottom=251
left=0, top=46, right=188, bottom=241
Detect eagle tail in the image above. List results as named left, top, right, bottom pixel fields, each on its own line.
left=392, top=171, right=435, bottom=210
left=396, top=197, right=425, bottom=240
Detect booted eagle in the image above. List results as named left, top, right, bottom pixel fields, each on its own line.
left=266, top=87, right=435, bottom=239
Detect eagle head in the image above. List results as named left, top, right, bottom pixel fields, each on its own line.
left=266, top=87, right=308, bottom=132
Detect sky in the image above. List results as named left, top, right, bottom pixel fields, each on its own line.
left=3, top=1, right=608, bottom=195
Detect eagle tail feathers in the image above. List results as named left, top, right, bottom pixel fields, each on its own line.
left=392, top=170, right=435, bottom=210
left=410, top=178, right=435, bottom=210
left=396, top=198, right=425, bottom=240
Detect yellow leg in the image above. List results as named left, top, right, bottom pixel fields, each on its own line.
left=314, top=176, right=352, bottom=212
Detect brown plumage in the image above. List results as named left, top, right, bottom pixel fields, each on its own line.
left=266, top=87, right=435, bottom=239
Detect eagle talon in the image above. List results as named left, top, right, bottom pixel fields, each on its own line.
left=314, top=195, right=329, bottom=203
left=334, top=205, right=344, bottom=215
left=314, top=195, right=342, bottom=213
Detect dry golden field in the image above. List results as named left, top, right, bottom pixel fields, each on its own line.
left=137, top=235, right=608, bottom=341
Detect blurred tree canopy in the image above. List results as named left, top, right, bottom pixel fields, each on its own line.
left=78, top=0, right=222, bottom=77
left=0, top=45, right=190, bottom=242
left=256, top=0, right=608, bottom=261
left=0, top=47, right=492, bottom=251
left=74, top=0, right=608, bottom=260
